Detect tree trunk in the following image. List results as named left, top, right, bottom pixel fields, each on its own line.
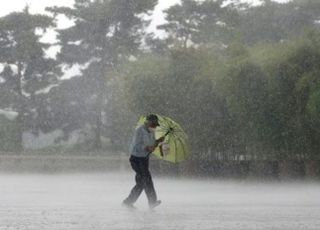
left=94, top=108, right=102, bottom=150
left=16, top=62, right=24, bottom=152
left=93, top=60, right=107, bottom=150
left=93, top=87, right=104, bottom=150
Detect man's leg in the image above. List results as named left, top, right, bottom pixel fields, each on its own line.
left=123, top=157, right=144, bottom=205
left=140, top=158, right=157, bottom=205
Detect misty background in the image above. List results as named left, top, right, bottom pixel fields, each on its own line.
left=0, top=0, right=319, bottom=180
left=0, top=1, right=320, bottom=230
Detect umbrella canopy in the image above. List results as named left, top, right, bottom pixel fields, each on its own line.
left=137, top=114, right=190, bottom=163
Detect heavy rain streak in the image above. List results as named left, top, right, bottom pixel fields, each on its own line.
left=0, top=0, right=319, bottom=229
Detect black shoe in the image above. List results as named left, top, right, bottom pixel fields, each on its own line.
left=149, top=200, right=161, bottom=209
left=122, top=200, right=136, bottom=210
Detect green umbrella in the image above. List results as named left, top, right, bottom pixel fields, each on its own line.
left=137, top=114, right=190, bottom=163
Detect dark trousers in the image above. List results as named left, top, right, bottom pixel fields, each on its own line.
left=124, top=155, right=157, bottom=205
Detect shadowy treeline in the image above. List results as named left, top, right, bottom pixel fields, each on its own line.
left=0, top=0, right=320, bottom=175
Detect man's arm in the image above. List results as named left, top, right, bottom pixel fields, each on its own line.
left=145, top=136, right=165, bottom=153
left=155, top=136, right=165, bottom=146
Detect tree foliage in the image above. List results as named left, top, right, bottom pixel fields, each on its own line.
left=0, top=0, right=320, bottom=161
left=0, top=7, right=59, bottom=150
left=46, top=0, right=157, bottom=149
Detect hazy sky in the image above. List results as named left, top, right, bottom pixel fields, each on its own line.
left=0, top=0, right=180, bottom=32
left=0, top=0, right=291, bottom=31
left=0, top=0, right=179, bottom=61
left=0, top=0, right=291, bottom=74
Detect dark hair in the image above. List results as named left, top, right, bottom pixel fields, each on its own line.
left=146, top=114, right=160, bottom=126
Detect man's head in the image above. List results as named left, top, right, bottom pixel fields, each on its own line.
left=145, top=114, right=160, bottom=128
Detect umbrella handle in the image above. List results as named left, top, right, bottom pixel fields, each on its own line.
left=164, top=128, right=173, bottom=137
left=159, top=145, right=164, bottom=157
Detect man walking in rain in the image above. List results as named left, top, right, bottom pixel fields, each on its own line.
left=123, top=114, right=165, bottom=209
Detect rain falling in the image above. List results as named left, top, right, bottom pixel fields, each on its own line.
left=0, top=0, right=319, bottom=229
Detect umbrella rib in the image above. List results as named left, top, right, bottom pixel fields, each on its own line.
left=162, top=116, right=188, bottom=163
left=162, top=116, right=174, bottom=130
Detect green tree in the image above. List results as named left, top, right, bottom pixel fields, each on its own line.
left=0, top=115, right=18, bottom=151
left=237, top=0, right=320, bottom=44
left=0, top=7, right=59, bottom=151
left=157, top=0, right=239, bottom=48
left=306, top=84, right=320, bottom=158
left=47, top=0, right=157, bottom=149
left=219, top=51, right=270, bottom=160
left=251, top=33, right=320, bottom=160
left=113, top=48, right=232, bottom=159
